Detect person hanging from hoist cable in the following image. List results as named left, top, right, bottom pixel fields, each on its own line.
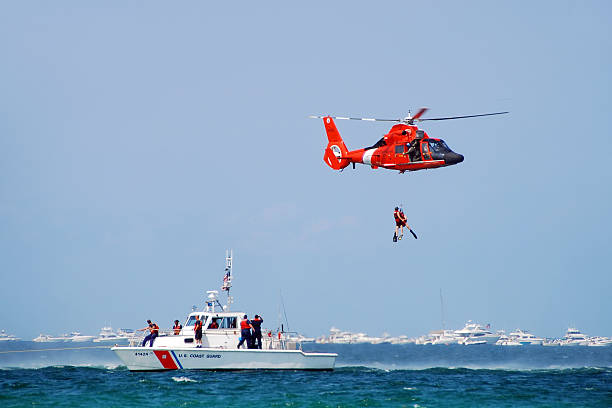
left=393, top=207, right=418, bottom=242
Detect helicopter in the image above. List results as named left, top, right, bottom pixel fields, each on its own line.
left=310, top=108, right=508, bottom=173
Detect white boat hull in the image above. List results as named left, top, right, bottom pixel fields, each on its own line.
left=112, top=346, right=337, bottom=371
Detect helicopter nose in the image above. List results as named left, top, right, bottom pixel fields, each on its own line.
left=445, top=152, right=464, bottom=165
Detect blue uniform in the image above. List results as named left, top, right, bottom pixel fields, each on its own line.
left=142, top=323, right=158, bottom=347
left=251, top=317, right=263, bottom=349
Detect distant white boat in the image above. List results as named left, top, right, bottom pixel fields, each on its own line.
left=316, top=327, right=384, bottom=344
left=509, top=329, right=544, bottom=345
left=454, top=321, right=499, bottom=344
left=559, top=328, right=589, bottom=346
left=93, top=327, right=136, bottom=343
left=387, top=335, right=414, bottom=345
left=459, top=337, right=487, bottom=346
left=586, top=336, right=612, bottom=347
left=284, top=333, right=315, bottom=343
left=496, top=335, right=522, bottom=346
left=33, top=333, right=71, bottom=342
left=68, top=332, right=95, bottom=342
left=430, top=330, right=460, bottom=345
left=542, top=338, right=561, bottom=347
left=0, top=330, right=20, bottom=341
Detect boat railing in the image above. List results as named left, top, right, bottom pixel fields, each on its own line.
left=126, top=329, right=302, bottom=350
left=128, top=329, right=176, bottom=347
left=263, top=333, right=303, bottom=351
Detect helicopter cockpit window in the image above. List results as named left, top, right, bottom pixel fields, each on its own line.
left=428, top=140, right=451, bottom=153
left=395, top=145, right=405, bottom=154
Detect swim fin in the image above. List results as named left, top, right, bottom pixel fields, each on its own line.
left=410, top=229, right=418, bottom=239
left=393, top=233, right=397, bottom=242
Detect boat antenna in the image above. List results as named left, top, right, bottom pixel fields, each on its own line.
left=221, top=249, right=233, bottom=311
left=439, top=288, right=446, bottom=330
left=280, top=289, right=290, bottom=332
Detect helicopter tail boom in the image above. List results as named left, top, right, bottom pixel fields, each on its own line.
left=322, top=116, right=350, bottom=170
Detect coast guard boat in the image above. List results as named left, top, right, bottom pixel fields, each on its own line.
left=112, top=251, right=336, bottom=371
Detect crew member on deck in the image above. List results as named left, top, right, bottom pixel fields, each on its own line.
left=194, top=315, right=203, bottom=348
left=237, top=315, right=254, bottom=349
left=173, top=320, right=182, bottom=335
left=138, top=320, right=159, bottom=347
left=251, top=314, right=264, bottom=349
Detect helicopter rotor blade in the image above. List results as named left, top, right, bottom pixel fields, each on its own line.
left=310, top=110, right=509, bottom=124
left=308, top=115, right=398, bottom=122
left=411, top=108, right=428, bottom=120
left=418, top=111, right=509, bottom=122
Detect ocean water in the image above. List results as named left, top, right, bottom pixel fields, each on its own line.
left=1, top=342, right=611, bottom=407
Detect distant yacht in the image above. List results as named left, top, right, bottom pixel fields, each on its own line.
left=0, top=330, right=20, bottom=341
left=387, top=335, right=414, bottom=345
left=285, top=333, right=315, bottom=343
left=93, top=326, right=135, bottom=343
left=68, top=332, right=95, bottom=342
left=509, top=329, right=544, bottom=345
left=430, top=330, right=460, bottom=345
left=33, top=333, right=71, bottom=342
left=458, top=337, right=487, bottom=345
left=496, top=335, right=522, bottom=346
left=559, top=328, right=589, bottom=346
left=317, top=327, right=366, bottom=344
left=587, top=336, right=612, bottom=347
left=542, top=338, right=561, bottom=347
left=454, top=321, right=500, bottom=344
left=316, top=327, right=389, bottom=345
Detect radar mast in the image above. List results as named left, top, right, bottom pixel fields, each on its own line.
left=221, top=249, right=233, bottom=310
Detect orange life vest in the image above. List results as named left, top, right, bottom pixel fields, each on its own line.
left=151, top=324, right=159, bottom=335
left=240, top=319, right=250, bottom=330
left=194, top=320, right=202, bottom=331
left=394, top=210, right=401, bottom=221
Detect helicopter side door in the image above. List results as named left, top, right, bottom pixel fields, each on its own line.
left=421, top=141, right=432, bottom=161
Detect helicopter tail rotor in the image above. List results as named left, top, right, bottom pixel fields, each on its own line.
left=321, top=117, right=350, bottom=170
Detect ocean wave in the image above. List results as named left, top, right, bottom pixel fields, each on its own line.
left=0, top=364, right=127, bottom=371
left=334, top=365, right=612, bottom=374
left=172, top=376, right=197, bottom=383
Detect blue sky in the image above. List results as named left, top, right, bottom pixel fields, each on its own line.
left=1, top=1, right=611, bottom=339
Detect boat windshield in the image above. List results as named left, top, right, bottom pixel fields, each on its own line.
left=185, top=315, right=237, bottom=329
left=219, top=317, right=237, bottom=329
left=185, top=316, right=200, bottom=326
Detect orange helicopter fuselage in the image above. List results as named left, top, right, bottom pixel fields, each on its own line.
left=322, top=117, right=464, bottom=173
